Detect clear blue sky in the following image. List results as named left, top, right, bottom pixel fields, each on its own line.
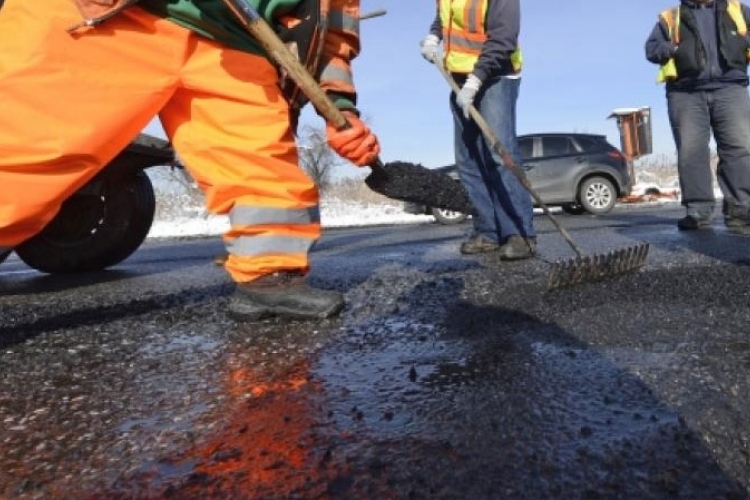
left=144, top=0, right=684, bottom=175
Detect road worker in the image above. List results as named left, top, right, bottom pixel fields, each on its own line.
left=645, top=0, right=750, bottom=232
left=419, top=0, right=536, bottom=259
left=0, top=0, right=380, bottom=320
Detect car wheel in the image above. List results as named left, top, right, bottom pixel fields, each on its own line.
left=578, top=176, right=616, bottom=215
left=15, top=170, right=156, bottom=274
left=431, top=207, right=468, bottom=225
left=561, top=203, right=586, bottom=215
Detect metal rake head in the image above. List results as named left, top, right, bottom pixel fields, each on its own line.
left=546, top=243, right=650, bottom=291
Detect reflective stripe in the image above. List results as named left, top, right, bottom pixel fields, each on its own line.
left=446, top=33, right=484, bottom=53
left=319, top=64, right=353, bottom=85
left=328, top=10, right=359, bottom=33
left=227, top=234, right=315, bottom=257
left=229, top=205, right=320, bottom=226
left=464, top=0, right=482, bottom=32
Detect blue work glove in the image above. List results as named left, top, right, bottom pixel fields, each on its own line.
left=419, top=34, right=440, bottom=63
left=456, top=74, right=482, bottom=119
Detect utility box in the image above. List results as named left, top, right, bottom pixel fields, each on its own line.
left=607, top=106, right=652, bottom=160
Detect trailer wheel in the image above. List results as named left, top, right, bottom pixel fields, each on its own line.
left=15, top=170, right=155, bottom=274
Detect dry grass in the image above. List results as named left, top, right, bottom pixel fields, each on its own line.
left=634, top=153, right=679, bottom=185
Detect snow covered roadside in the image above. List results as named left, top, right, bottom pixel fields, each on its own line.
left=146, top=166, right=682, bottom=239
left=147, top=199, right=435, bottom=238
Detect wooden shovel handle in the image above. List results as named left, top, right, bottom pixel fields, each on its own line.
left=222, top=0, right=349, bottom=130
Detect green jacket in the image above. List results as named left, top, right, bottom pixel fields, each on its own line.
left=138, top=0, right=299, bottom=55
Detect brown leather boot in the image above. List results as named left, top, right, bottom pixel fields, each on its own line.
left=498, top=236, right=536, bottom=261
left=228, top=271, right=344, bottom=321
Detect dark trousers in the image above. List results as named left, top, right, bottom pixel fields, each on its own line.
left=667, top=85, right=750, bottom=221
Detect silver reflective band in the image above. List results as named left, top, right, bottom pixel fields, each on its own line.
left=445, top=34, right=483, bottom=52
left=227, top=234, right=315, bottom=257
left=319, top=65, right=353, bottom=85
left=328, top=11, right=359, bottom=33
left=229, top=205, right=320, bottom=226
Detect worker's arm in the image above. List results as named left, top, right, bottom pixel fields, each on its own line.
left=644, top=19, right=675, bottom=65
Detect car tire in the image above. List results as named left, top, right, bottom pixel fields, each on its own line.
left=15, top=170, right=156, bottom=274
left=561, top=203, right=586, bottom=215
left=431, top=207, right=468, bottom=225
left=578, top=176, right=616, bottom=215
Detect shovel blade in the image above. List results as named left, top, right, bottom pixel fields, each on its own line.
left=365, top=161, right=473, bottom=213
left=546, top=243, right=650, bottom=291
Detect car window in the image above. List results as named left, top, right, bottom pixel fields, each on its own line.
left=518, top=137, right=534, bottom=159
left=541, top=136, right=575, bottom=157
left=574, top=136, right=603, bottom=153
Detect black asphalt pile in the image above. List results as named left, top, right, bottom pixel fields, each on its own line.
left=365, top=161, right=473, bottom=213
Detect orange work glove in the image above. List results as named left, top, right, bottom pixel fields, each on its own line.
left=326, top=111, right=381, bottom=167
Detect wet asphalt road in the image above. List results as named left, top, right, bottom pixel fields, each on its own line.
left=2, top=202, right=750, bottom=500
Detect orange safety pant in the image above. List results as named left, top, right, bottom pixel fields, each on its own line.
left=0, top=0, right=320, bottom=283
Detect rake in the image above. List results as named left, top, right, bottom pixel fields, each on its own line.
left=221, top=0, right=472, bottom=216
left=431, top=59, right=649, bottom=290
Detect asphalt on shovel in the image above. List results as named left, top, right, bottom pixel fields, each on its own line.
left=221, top=0, right=473, bottom=214
left=432, top=58, right=649, bottom=290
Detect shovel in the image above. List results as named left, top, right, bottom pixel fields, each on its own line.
left=431, top=58, right=649, bottom=290
left=220, top=0, right=472, bottom=214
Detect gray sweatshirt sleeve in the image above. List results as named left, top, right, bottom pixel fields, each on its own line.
left=472, top=0, right=520, bottom=82
left=644, top=19, right=676, bottom=64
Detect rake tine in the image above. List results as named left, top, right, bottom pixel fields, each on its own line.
left=545, top=243, right=650, bottom=291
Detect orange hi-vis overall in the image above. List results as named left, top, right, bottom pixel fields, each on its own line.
left=0, top=0, right=321, bottom=282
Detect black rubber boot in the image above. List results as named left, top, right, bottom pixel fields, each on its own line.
left=228, top=271, right=344, bottom=321
left=677, top=215, right=712, bottom=231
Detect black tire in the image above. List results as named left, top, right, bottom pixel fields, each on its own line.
left=561, top=203, right=586, bottom=215
left=578, top=176, right=616, bottom=215
left=15, top=170, right=155, bottom=274
left=431, top=207, right=468, bottom=225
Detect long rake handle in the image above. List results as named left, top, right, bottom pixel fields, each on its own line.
left=220, top=0, right=385, bottom=168
left=432, top=59, right=584, bottom=258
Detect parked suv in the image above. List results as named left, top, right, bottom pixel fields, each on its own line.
left=404, top=132, right=632, bottom=224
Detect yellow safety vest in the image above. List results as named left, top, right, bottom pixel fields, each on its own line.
left=439, top=0, right=523, bottom=74
left=657, top=0, right=750, bottom=83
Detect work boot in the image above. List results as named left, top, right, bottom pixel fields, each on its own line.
left=460, top=235, right=500, bottom=255
left=228, top=271, right=344, bottom=321
left=677, top=215, right=712, bottom=231
left=725, top=216, right=750, bottom=235
left=499, top=236, right=536, bottom=261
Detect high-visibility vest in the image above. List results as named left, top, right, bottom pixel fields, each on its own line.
left=439, top=0, right=523, bottom=74
left=657, top=0, right=750, bottom=83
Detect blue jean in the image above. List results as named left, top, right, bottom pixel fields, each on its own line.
left=451, top=76, right=535, bottom=243
left=667, top=85, right=750, bottom=221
